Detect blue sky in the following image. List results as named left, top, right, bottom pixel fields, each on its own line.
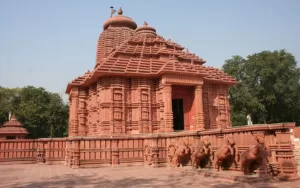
left=0, top=0, right=299, bottom=99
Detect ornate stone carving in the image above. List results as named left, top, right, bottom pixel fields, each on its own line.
left=240, top=132, right=271, bottom=175
left=37, top=148, right=45, bottom=164
left=144, top=145, right=153, bottom=166
left=191, top=136, right=212, bottom=169
left=162, top=75, right=203, bottom=85
left=214, top=136, right=238, bottom=171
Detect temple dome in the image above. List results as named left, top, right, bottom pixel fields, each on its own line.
left=103, top=8, right=137, bottom=30
left=136, top=22, right=156, bottom=35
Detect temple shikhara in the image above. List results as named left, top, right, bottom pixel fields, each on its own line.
left=66, top=8, right=237, bottom=136
left=0, top=8, right=299, bottom=181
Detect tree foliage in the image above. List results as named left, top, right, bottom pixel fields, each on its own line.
left=0, top=86, right=69, bottom=138
left=222, top=50, right=300, bottom=126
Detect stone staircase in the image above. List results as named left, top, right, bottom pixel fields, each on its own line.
left=290, top=130, right=300, bottom=175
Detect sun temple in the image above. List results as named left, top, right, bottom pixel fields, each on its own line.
left=66, top=8, right=237, bottom=137
left=0, top=8, right=298, bottom=182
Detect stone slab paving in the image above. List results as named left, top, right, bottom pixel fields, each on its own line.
left=0, top=164, right=299, bottom=188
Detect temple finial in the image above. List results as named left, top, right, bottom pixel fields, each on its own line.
left=110, top=6, right=116, bottom=17
left=118, top=7, right=123, bottom=15
left=143, top=21, right=148, bottom=26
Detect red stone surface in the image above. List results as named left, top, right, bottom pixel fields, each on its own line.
left=0, top=138, right=65, bottom=164
left=0, top=116, right=29, bottom=139
left=293, top=127, right=300, bottom=138
left=0, top=164, right=299, bottom=188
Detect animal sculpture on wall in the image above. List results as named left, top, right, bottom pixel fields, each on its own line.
left=214, top=136, right=238, bottom=171
left=240, top=132, right=271, bottom=175
left=167, top=140, right=191, bottom=167
left=191, top=136, right=212, bottom=169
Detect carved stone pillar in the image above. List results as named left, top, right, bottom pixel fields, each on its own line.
left=37, top=141, right=45, bottom=164
left=70, top=87, right=79, bottom=136
left=78, top=88, right=88, bottom=136
left=72, top=140, right=80, bottom=169
left=151, top=138, right=159, bottom=168
left=163, top=84, right=173, bottom=132
left=195, top=85, right=205, bottom=130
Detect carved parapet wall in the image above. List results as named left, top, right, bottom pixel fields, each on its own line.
left=64, top=123, right=298, bottom=179
left=0, top=123, right=298, bottom=179
left=0, top=138, right=66, bottom=165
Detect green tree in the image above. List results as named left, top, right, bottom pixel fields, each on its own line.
left=0, top=86, right=69, bottom=138
left=223, top=50, right=300, bottom=126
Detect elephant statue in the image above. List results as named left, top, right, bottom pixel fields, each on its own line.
left=214, top=136, right=238, bottom=172
left=191, top=136, right=212, bottom=169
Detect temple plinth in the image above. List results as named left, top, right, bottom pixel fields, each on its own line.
left=0, top=115, right=29, bottom=139
left=66, top=9, right=238, bottom=136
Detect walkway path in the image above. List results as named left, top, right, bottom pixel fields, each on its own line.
left=0, top=164, right=298, bottom=188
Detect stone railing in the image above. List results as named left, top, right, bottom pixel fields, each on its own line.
left=0, top=138, right=66, bottom=164
left=0, top=123, right=298, bottom=179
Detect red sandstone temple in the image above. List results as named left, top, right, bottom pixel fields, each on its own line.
left=66, top=8, right=237, bottom=136
left=0, top=8, right=298, bottom=180
left=0, top=115, right=29, bottom=139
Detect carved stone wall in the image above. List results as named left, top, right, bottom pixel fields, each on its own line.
left=68, top=76, right=234, bottom=136
left=69, top=76, right=161, bottom=136
left=203, top=84, right=231, bottom=129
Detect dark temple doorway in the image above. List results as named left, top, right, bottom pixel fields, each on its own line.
left=172, top=99, right=184, bottom=131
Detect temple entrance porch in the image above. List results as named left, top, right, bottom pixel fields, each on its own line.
left=161, top=74, right=205, bottom=132
left=171, top=85, right=195, bottom=131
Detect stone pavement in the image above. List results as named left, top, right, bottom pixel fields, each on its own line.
left=0, top=164, right=298, bottom=188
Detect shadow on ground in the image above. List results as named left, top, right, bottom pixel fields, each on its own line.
left=5, top=170, right=283, bottom=188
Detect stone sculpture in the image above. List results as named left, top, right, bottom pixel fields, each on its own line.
left=144, top=145, right=153, bottom=166
left=240, top=132, right=271, bottom=175
left=191, top=136, right=212, bottom=169
left=167, top=141, right=191, bottom=168
left=214, top=136, right=238, bottom=171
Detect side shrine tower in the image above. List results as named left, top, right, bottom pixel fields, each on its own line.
left=66, top=8, right=237, bottom=137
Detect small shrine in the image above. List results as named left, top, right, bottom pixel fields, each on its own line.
left=66, top=8, right=238, bottom=137
left=0, top=115, right=29, bottom=139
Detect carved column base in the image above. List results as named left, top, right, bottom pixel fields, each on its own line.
left=151, top=146, right=159, bottom=168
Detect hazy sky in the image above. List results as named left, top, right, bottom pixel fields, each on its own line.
left=0, top=0, right=299, bottom=98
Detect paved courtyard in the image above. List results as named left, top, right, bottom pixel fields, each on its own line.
left=0, top=164, right=299, bottom=188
